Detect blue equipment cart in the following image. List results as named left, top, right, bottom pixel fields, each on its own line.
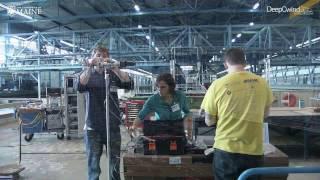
left=18, top=107, right=65, bottom=141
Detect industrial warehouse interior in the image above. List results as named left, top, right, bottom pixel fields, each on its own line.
left=1, top=0, right=320, bottom=180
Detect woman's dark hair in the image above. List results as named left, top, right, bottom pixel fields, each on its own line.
left=156, top=73, right=176, bottom=94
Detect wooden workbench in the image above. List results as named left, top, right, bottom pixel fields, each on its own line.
left=123, top=144, right=288, bottom=180
left=269, top=107, right=320, bottom=117
left=267, top=107, right=320, bottom=159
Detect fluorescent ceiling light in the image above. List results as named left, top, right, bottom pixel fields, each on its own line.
left=236, top=33, right=242, bottom=38
left=145, top=35, right=150, bottom=40
left=155, top=47, right=159, bottom=51
left=311, top=37, right=320, bottom=42
left=231, top=38, right=236, bottom=43
left=180, top=66, right=193, bottom=71
left=134, top=4, right=140, bottom=11
left=0, top=3, right=33, bottom=20
left=249, top=22, right=254, bottom=26
left=13, top=36, right=26, bottom=41
left=253, top=2, right=259, bottom=10
left=296, top=37, right=320, bottom=48
left=151, top=41, right=154, bottom=46
left=138, top=25, right=142, bottom=29
left=60, top=40, right=75, bottom=47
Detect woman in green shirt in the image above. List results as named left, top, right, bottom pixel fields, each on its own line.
left=133, top=73, right=192, bottom=134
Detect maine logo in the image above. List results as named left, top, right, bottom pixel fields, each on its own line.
left=7, top=5, right=43, bottom=17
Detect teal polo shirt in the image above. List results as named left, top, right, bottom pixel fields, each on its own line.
left=138, top=90, right=190, bottom=121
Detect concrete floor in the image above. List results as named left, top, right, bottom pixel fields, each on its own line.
left=1, top=121, right=320, bottom=180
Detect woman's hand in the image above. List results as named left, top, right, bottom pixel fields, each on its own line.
left=129, top=117, right=143, bottom=138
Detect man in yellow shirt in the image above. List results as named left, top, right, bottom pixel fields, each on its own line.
left=201, top=48, right=273, bottom=180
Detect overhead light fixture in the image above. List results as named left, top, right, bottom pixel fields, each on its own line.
left=289, top=46, right=292, bottom=49
left=249, top=22, right=254, bottom=26
left=145, top=35, right=150, bottom=40
left=13, top=36, right=26, bottom=41
left=222, top=47, right=226, bottom=50
left=155, top=47, right=159, bottom=51
left=236, top=33, right=242, bottom=38
left=311, top=37, right=320, bottom=42
left=296, top=37, right=320, bottom=48
left=0, top=3, right=33, bottom=20
left=253, top=2, right=260, bottom=10
left=134, top=4, right=140, bottom=12
left=231, top=38, right=236, bottom=43
left=151, top=41, right=155, bottom=46
left=60, top=40, right=75, bottom=47
left=180, top=66, right=193, bottom=71
left=138, top=25, right=142, bottom=29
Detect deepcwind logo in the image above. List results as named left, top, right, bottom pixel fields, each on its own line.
left=266, top=6, right=313, bottom=15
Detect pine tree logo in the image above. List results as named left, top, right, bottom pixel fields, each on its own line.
left=7, top=6, right=17, bottom=17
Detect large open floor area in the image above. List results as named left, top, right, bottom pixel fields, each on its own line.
left=1, top=120, right=320, bottom=180
left=1, top=0, right=320, bottom=179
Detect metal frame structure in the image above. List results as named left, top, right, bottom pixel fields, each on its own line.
left=1, top=23, right=320, bottom=94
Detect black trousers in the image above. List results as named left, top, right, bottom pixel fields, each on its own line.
left=213, top=148, right=263, bottom=180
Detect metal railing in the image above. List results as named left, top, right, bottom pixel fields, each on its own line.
left=238, top=166, right=320, bottom=180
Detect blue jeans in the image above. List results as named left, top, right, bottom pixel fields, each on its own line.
left=213, top=148, right=262, bottom=180
left=85, top=128, right=121, bottom=180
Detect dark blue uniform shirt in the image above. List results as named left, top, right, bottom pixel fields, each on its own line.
left=78, top=69, right=133, bottom=133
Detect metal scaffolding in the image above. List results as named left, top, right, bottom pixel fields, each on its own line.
left=1, top=24, right=320, bottom=93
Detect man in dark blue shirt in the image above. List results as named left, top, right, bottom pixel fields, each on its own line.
left=78, top=47, right=133, bottom=180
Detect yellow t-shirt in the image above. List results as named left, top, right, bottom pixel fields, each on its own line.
left=201, top=71, right=273, bottom=155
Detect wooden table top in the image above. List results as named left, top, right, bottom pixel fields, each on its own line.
left=269, top=107, right=320, bottom=117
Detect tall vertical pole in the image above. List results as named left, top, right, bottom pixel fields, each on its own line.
left=227, top=25, right=232, bottom=48
left=149, top=25, right=152, bottom=61
left=38, top=71, right=41, bottom=99
left=37, top=33, right=41, bottom=99
left=105, top=72, right=111, bottom=180
left=268, top=26, right=272, bottom=49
